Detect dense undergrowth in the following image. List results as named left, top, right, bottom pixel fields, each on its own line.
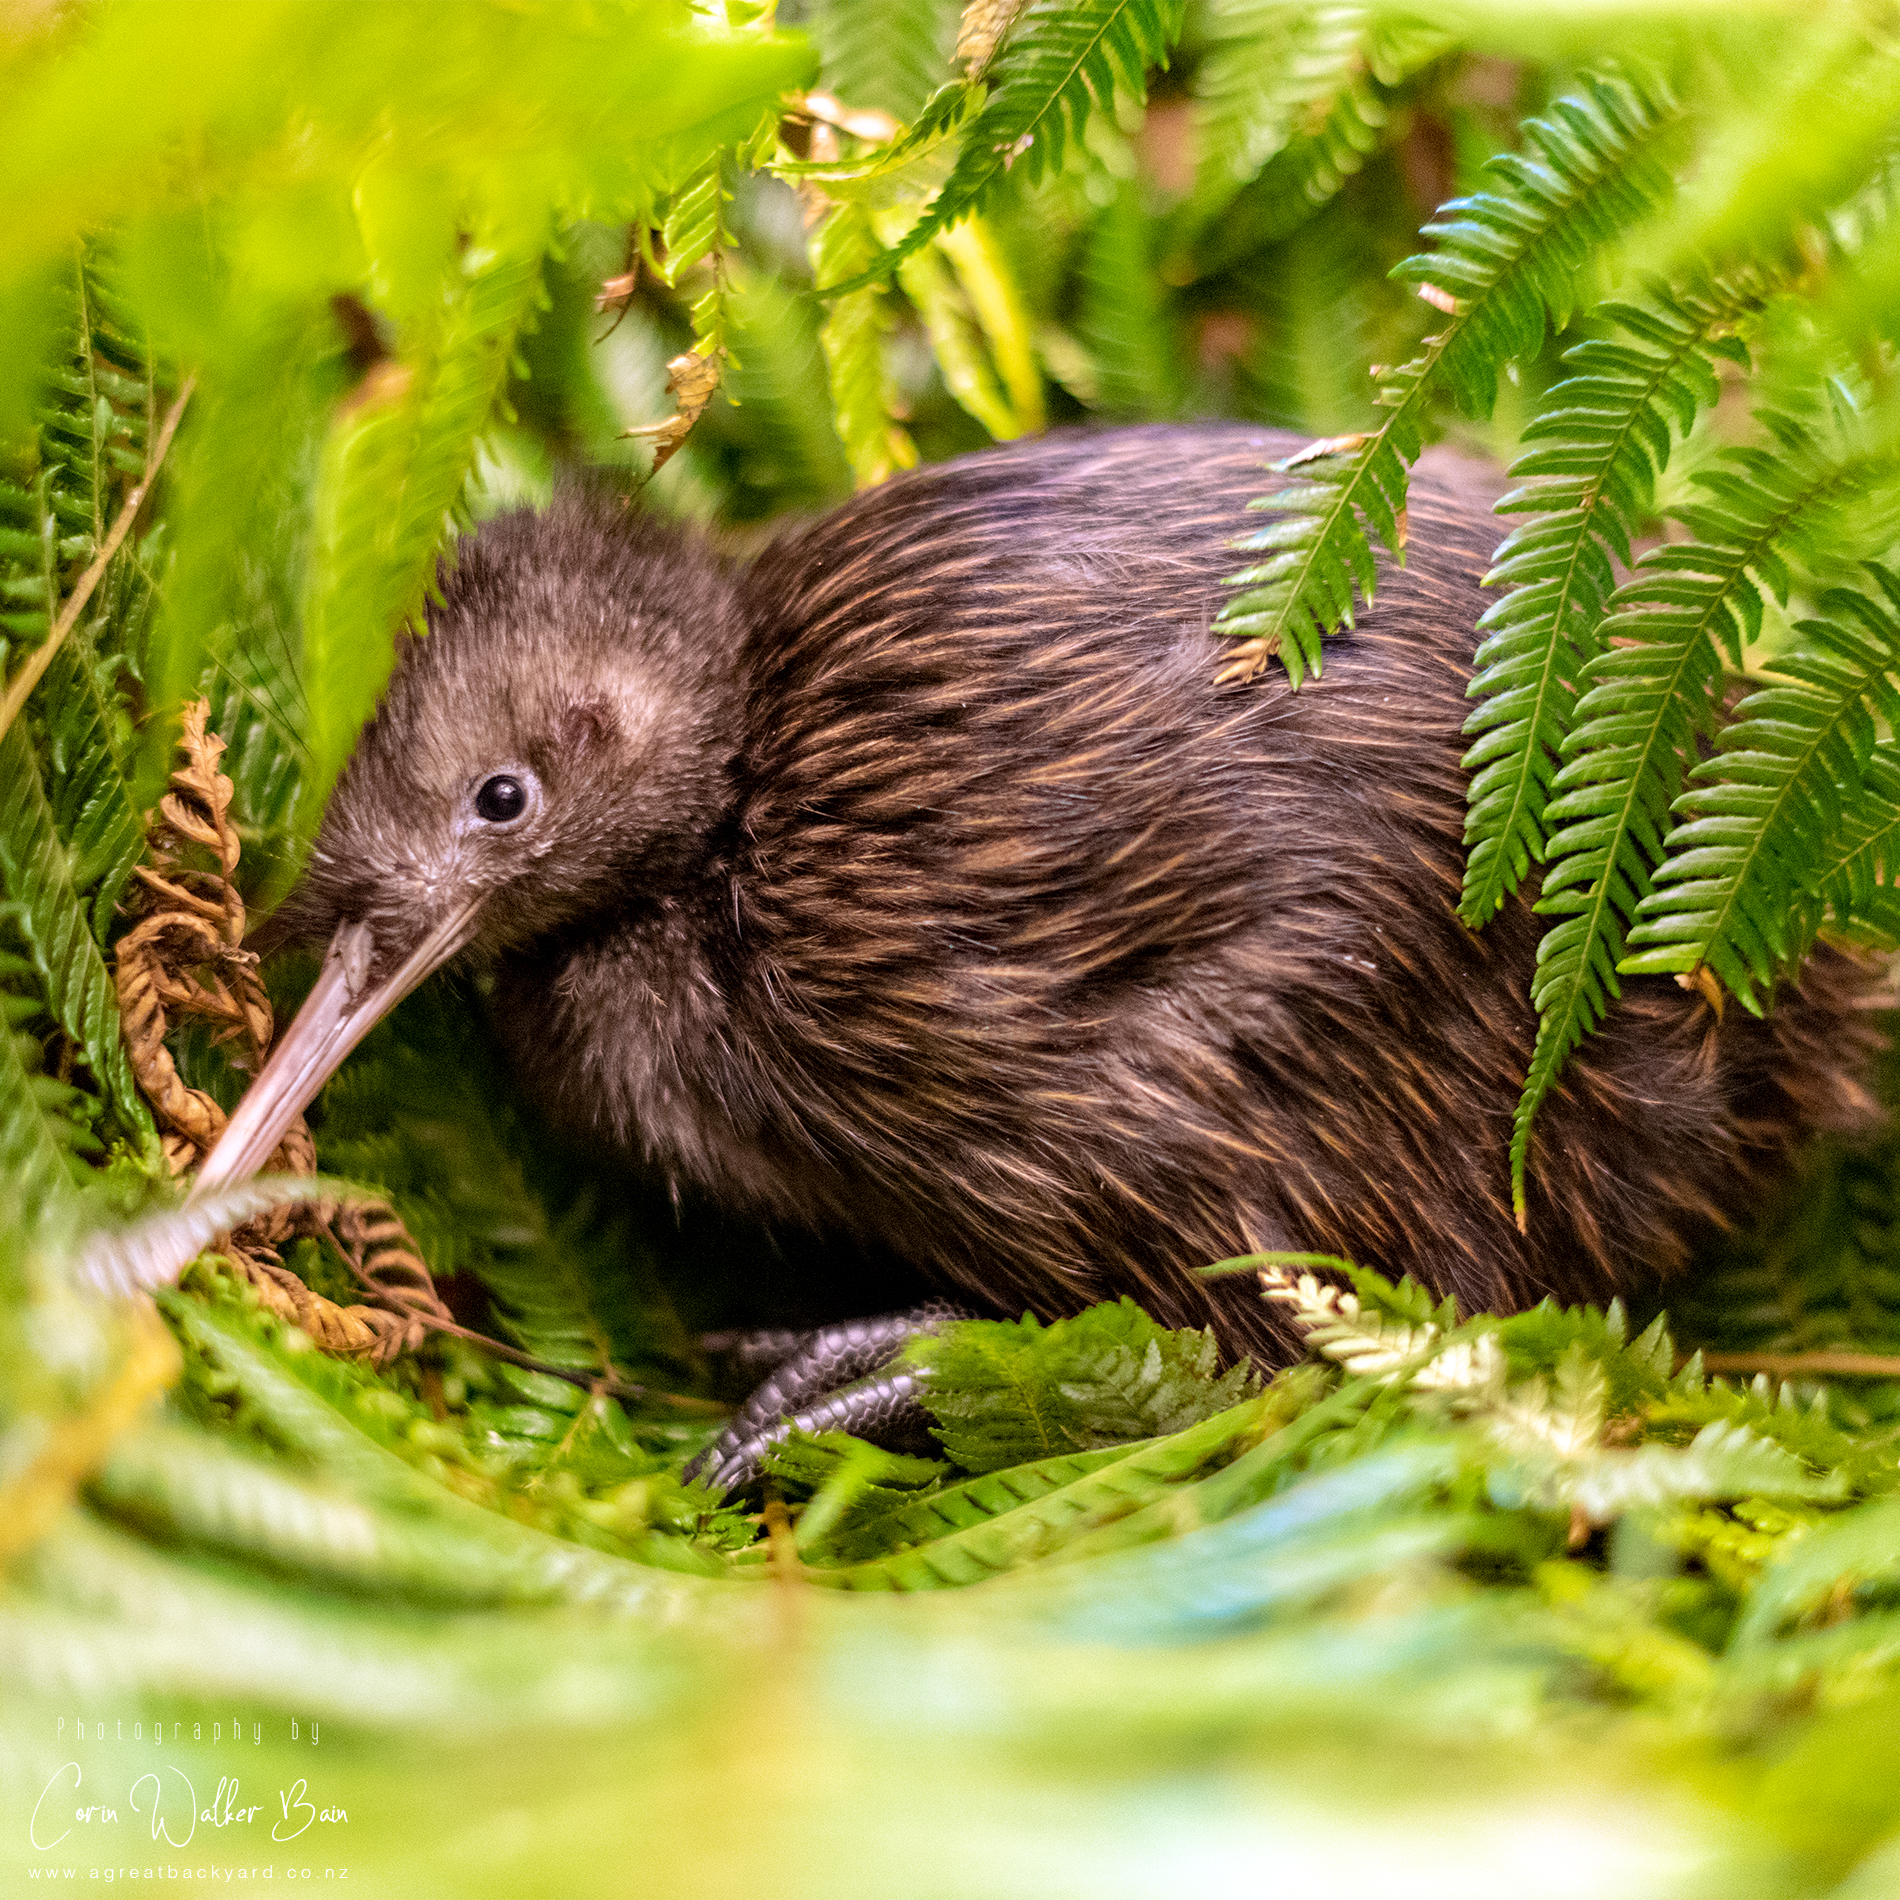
left=8, top=3, right=1900, bottom=1895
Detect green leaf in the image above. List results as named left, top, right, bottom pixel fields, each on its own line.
left=299, top=245, right=545, bottom=821
left=0, top=984, right=81, bottom=1229
left=1216, top=68, right=1681, bottom=685
left=806, top=1394, right=1273, bottom=1588
left=1624, top=568, right=1900, bottom=1013
left=660, top=151, right=739, bottom=360
left=822, top=0, right=1186, bottom=294
left=813, top=201, right=919, bottom=485
left=809, top=0, right=957, bottom=122
left=0, top=723, right=149, bottom=1139
left=913, top=1297, right=1259, bottom=1474
left=1459, top=278, right=1768, bottom=932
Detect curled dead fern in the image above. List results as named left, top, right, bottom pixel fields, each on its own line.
left=115, top=701, right=449, bottom=1367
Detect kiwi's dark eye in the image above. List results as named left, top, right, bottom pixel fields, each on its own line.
left=474, top=774, right=528, bottom=823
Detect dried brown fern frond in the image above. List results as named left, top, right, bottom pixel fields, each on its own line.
left=115, top=700, right=449, bottom=1367
left=621, top=349, right=721, bottom=473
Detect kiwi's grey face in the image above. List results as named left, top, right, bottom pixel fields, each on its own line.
left=193, top=492, right=742, bottom=1202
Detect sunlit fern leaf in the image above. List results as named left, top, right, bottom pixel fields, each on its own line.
left=660, top=152, right=737, bottom=361
left=778, top=77, right=980, bottom=188
left=0, top=723, right=148, bottom=1138
left=1625, top=569, right=1900, bottom=1013
left=935, top=218, right=1045, bottom=433
left=1215, top=68, right=1681, bottom=684
left=821, top=0, right=1186, bottom=295
left=810, top=0, right=958, bottom=121
left=897, top=238, right=1021, bottom=438
left=1460, top=279, right=1768, bottom=932
left=813, top=202, right=919, bottom=485
left=300, top=247, right=545, bottom=815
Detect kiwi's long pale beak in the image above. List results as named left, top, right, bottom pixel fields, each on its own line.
left=190, top=904, right=481, bottom=1200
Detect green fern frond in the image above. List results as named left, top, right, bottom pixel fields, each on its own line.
left=660, top=152, right=738, bottom=360
left=898, top=238, right=1021, bottom=439
left=804, top=1396, right=1271, bottom=1588
left=1508, top=422, right=1900, bottom=1209
left=821, top=0, right=1185, bottom=296
left=1185, top=1, right=1369, bottom=226
left=1182, top=12, right=1449, bottom=279
left=1078, top=172, right=1181, bottom=417
left=1216, top=70, right=1680, bottom=685
left=809, top=0, right=957, bottom=121
left=38, top=610, right=148, bottom=944
left=1460, top=278, right=1765, bottom=931
left=0, top=724, right=148, bottom=1139
left=935, top=218, right=1045, bottom=432
left=719, top=270, right=856, bottom=509
left=809, top=202, right=918, bottom=487
left=0, top=952, right=102, bottom=1223
left=1807, top=748, right=1900, bottom=945
left=776, top=78, right=979, bottom=188
left=300, top=247, right=544, bottom=813
left=1623, top=567, right=1900, bottom=1012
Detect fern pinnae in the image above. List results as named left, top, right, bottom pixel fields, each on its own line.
left=0, top=723, right=148, bottom=1138
left=1182, top=15, right=1450, bottom=277
left=819, top=0, right=1186, bottom=297
left=1185, top=2, right=1368, bottom=227
left=1217, top=69, right=1681, bottom=685
left=1808, top=748, right=1900, bottom=945
left=1625, top=568, right=1900, bottom=1011
left=1507, top=412, right=1900, bottom=1206
left=1460, top=279, right=1765, bottom=931
left=660, top=151, right=737, bottom=361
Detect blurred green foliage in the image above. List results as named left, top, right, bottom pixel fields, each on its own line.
left=7, top=2, right=1900, bottom=1894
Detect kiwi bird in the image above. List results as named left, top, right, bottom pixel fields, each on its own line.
left=194, top=423, right=1876, bottom=1424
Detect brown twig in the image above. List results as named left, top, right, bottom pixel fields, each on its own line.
left=0, top=374, right=195, bottom=746
left=1698, top=1350, right=1900, bottom=1381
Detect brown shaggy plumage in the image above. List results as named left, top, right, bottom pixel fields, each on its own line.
left=288, top=424, right=1882, bottom=1363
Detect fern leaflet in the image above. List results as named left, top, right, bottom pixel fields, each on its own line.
left=1506, top=400, right=1900, bottom=1211
left=1460, top=279, right=1766, bottom=929
left=1216, top=69, right=1681, bottom=685
left=821, top=0, right=1185, bottom=296
left=1623, top=568, right=1900, bottom=1011
left=812, top=202, right=919, bottom=486
left=300, top=247, right=544, bottom=813
left=1186, top=2, right=1368, bottom=225
left=809, top=0, right=956, bottom=121
left=660, top=152, right=737, bottom=361
left=1805, top=748, right=1900, bottom=945
left=0, top=725, right=148, bottom=1139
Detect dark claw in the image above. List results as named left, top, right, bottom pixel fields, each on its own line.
left=687, top=1300, right=970, bottom=1494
